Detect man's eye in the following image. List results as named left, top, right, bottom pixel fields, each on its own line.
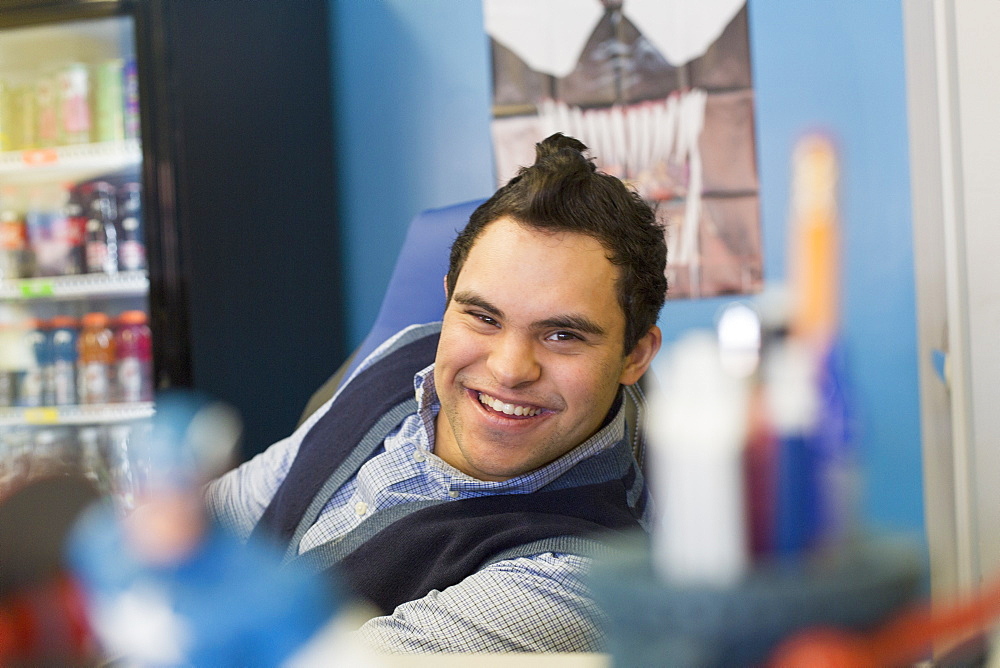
left=469, top=312, right=499, bottom=327
left=547, top=331, right=581, bottom=342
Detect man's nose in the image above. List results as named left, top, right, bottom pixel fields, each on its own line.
left=487, top=333, right=541, bottom=388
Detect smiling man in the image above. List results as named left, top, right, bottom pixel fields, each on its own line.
left=206, top=134, right=667, bottom=653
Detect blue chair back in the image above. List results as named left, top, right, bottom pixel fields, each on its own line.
left=298, top=199, right=485, bottom=422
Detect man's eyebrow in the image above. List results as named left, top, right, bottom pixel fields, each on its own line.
left=453, top=291, right=606, bottom=337
left=453, top=291, right=504, bottom=318
left=535, top=315, right=606, bottom=337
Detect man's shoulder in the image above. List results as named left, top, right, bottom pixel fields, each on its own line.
left=346, top=322, right=442, bottom=385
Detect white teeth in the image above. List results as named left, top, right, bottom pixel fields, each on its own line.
left=478, top=392, right=540, bottom=417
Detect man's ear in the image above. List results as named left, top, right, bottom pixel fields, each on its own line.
left=442, top=275, right=449, bottom=301
left=619, top=326, right=662, bottom=386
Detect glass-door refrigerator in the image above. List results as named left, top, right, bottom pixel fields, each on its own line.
left=0, top=3, right=182, bottom=510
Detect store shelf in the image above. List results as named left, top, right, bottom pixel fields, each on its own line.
left=0, top=139, right=141, bottom=182
left=0, top=270, right=148, bottom=300
left=0, top=401, right=154, bottom=427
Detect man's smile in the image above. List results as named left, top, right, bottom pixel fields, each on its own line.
left=475, top=390, right=545, bottom=417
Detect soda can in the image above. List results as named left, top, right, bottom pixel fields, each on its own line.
left=123, top=58, right=140, bottom=140
left=94, top=59, right=125, bottom=143
left=58, top=62, right=92, bottom=145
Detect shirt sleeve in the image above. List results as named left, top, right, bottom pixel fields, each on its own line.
left=353, top=552, right=607, bottom=653
left=203, top=433, right=300, bottom=540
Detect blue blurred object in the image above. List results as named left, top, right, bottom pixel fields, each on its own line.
left=66, top=390, right=344, bottom=666
left=129, top=389, right=243, bottom=492
left=589, top=533, right=925, bottom=667
left=68, top=507, right=342, bottom=667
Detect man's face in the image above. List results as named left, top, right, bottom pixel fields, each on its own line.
left=433, top=217, right=659, bottom=481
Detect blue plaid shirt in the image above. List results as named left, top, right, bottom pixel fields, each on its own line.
left=206, top=324, right=637, bottom=653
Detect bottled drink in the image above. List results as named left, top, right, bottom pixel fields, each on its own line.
left=36, top=74, right=59, bottom=148
left=24, top=185, right=56, bottom=277
left=114, top=310, right=153, bottom=403
left=50, top=315, right=79, bottom=406
left=0, top=206, right=35, bottom=280
left=84, top=182, right=118, bottom=275
left=78, top=312, right=115, bottom=404
left=61, top=184, right=88, bottom=275
left=58, top=63, right=92, bottom=146
left=29, top=320, right=53, bottom=406
left=0, top=321, right=29, bottom=406
left=123, top=59, right=140, bottom=140
left=93, top=59, right=125, bottom=143
left=19, top=319, right=50, bottom=407
left=117, top=182, right=145, bottom=271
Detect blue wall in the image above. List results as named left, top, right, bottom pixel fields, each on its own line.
left=329, top=1, right=923, bottom=535
left=329, top=1, right=495, bottom=348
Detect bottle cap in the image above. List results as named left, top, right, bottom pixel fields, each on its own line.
left=117, top=310, right=147, bottom=326
left=49, top=315, right=79, bottom=329
left=81, top=312, right=110, bottom=328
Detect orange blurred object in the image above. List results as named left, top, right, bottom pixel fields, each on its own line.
left=770, top=570, right=1000, bottom=667
left=788, top=134, right=840, bottom=349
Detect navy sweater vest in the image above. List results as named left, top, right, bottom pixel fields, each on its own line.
left=252, top=323, right=646, bottom=613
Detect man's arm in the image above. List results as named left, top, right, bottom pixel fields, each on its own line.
left=203, top=434, right=300, bottom=540
left=354, top=552, right=606, bottom=653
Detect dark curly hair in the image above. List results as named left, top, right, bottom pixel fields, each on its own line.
left=446, top=133, right=667, bottom=353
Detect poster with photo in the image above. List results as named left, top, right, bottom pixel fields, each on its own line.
left=485, top=0, right=761, bottom=299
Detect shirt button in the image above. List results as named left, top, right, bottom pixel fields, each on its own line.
left=354, top=501, right=368, bottom=516
left=413, top=450, right=426, bottom=463
left=448, top=490, right=460, bottom=498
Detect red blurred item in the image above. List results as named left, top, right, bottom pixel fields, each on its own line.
left=0, top=572, right=95, bottom=666
left=770, top=572, right=1000, bottom=667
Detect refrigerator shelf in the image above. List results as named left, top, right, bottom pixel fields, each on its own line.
left=0, top=139, right=141, bottom=182
left=0, top=402, right=154, bottom=427
left=0, top=270, right=148, bottom=300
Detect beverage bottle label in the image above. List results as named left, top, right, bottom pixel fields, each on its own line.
left=53, top=359, right=76, bottom=405
left=36, top=76, right=59, bottom=147
left=119, top=214, right=145, bottom=271
left=95, top=59, right=125, bottom=143
left=42, top=359, right=56, bottom=405
left=118, top=357, right=138, bottom=402
left=85, top=236, right=108, bottom=273
left=81, top=361, right=111, bottom=404
left=18, top=366, right=43, bottom=406
left=58, top=64, right=91, bottom=145
left=123, top=60, right=140, bottom=140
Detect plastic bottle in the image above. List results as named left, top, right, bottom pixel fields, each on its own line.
left=0, top=207, right=34, bottom=280
left=84, top=182, right=118, bottom=275
left=78, top=312, right=115, bottom=404
left=50, top=315, right=79, bottom=405
left=31, top=320, right=55, bottom=406
left=117, top=182, right=145, bottom=271
left=61, top=184, right=88, bottom=275
left=114, top=310, right=152, bottom=403
left=0, top=321, right=31, bottom=406
left=19, top=318, right=51, bottom=407
left=123, top=59, right=140, bottom=140
left=58, top=63, right=92, bottom=146
left=36, top=73, right=59, bottom=148
left=93, top=59, right=125, bottom=143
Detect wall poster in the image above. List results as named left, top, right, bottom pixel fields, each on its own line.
left=484, top=0, right=761, bottom=300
